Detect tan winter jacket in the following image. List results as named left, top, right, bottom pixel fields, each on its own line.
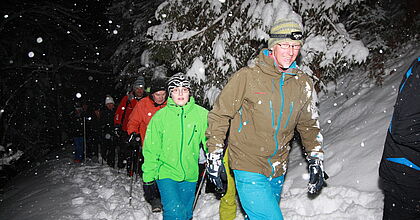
left=206, top=49, right=323, bottom=178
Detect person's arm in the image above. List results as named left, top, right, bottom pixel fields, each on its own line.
left=201, top=110, right=209, bottom=153
left=114, top=95, right=127, bottom=126
left=206, top=70, right=247, bottom=154
left=296, top=84, right=323, bottom=156
left=142, top=115, right=163, bottom=182
left=127, top=100, right=143, bottom=135
left=296, top=83, right=326, bottom=194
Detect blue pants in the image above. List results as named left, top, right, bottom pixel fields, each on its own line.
left=73, top=137, right=84, bottom=160
left=157, top=178, right=197, bottom=220
left=233, top=170, right=285, bottom=220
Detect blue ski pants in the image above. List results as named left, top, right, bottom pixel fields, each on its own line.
left=233, top=170, right=285, bottom=220
left=156, top=178, right=197, bottom=220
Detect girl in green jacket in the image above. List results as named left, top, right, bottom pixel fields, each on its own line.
left=142, top=73, right=208, bottom=220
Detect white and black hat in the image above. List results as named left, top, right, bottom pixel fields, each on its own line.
left=167, top=73, right=191, bottom=92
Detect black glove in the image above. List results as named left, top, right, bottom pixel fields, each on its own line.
left=307, top=153, right=327, bottom=194
left=128, top=132, right=141, bottom=147
left=114, top=125, right=122, bottom=137
left=206, top=149, right=227, bottom=192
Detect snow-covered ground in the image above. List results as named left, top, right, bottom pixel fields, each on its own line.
left=0, top=45, right=419, bottom=219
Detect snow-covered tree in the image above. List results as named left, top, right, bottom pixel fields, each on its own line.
left=145, top=0, right=370, bottom=105
left=107, top=0, right=166, bottom=92
left=288, top=0, right=369, bottom=88
left=343, top=0, right=420, bottom=84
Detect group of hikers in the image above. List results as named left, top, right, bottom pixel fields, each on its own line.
left=68, top=18, right=420, bottom=220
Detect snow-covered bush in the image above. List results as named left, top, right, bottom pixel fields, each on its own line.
left=146, top=0, right=369, bottom=105
left=287, top=0, right=370, bottom=90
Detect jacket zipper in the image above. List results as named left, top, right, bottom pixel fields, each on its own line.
left=180, top=107, right=186, bottom=180
left=268, top=74, right=286, bottom=178
left=268, top=73, right=297, bottom=178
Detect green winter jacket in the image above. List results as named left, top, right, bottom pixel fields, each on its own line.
left=206, top=49, right=323, bottom=178
left=142, top=97, right=208, bottom=183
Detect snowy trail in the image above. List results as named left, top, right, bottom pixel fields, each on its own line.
left=0, top=150, right=224, bottom=220
left=0, top=151, right=383, bottom=220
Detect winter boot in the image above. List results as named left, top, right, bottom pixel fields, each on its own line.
left=150, top=198, right=162, bottom=212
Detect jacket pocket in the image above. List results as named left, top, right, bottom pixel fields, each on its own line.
left=187, top=125, right=197, bottom=145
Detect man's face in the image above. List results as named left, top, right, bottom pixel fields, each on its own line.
left=272, top=41, right=301, bottom=69
left=106, top=103, right=114, bottom=110
left=152, top=90, right=167, bottom=105
left=134, top=87, right=144, bottom=97
left=171, top=87, right=190, bottom=106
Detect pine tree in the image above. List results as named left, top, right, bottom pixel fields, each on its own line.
left=145, top=0, right=370, bottom=104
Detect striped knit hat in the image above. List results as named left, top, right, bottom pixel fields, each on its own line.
left=167, top=73, right=191, bottom=92
left=268, top=19, right=303, bottom=49
left=132, top=76, right=145, bottom=89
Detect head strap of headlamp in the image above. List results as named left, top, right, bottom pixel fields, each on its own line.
left=269, top=31, right=303, bottom=40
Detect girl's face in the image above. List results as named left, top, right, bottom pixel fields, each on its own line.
left=171, top=87, right=190, bottom=106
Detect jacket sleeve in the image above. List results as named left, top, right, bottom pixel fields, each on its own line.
left=206, top=70, right=247, bottom=154
left=127, top=100, right=143, bottom=135
left=114, top=95, right=127, bottom=126
left=142, top=115, right=162, bottom=182
left=296, top=83, right=324, bottom=156
left=201, top=110, right=209, bottom=153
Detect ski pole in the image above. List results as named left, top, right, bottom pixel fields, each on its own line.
left=135, top=141, right=142, bottom=182
left=135, top=148, right=140, bottom=182
left=128, top=149, right=135, bottom=206
left=193, top=170, right=207, bottom=210
left=83, top=116, right=87, bottom=163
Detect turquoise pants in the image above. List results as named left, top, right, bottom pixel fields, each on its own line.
left=233, top=170, right=284, bottom=220
left=157, top=178, right=197, bottom=220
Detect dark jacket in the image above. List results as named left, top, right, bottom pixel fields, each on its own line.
left=100, top=106, right=116, bottom=138
left=69, top=109, right=87, bottom=137
left=379, top=57, right=420, bottom=192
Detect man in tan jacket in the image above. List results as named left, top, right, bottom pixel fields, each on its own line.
left=206, top=18, right=326, bottom=220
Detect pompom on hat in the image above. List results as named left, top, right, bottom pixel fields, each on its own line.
left=268, top=18, right=303, bottom=49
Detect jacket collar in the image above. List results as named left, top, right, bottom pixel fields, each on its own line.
left=167, top=96, right=196, bottom=113
left=257, top=49, right=300, bottom=78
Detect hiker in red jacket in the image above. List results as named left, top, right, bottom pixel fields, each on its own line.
left=114, top=76, right=146, bottom=170
left=127, top=77, right=167, bottom=212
